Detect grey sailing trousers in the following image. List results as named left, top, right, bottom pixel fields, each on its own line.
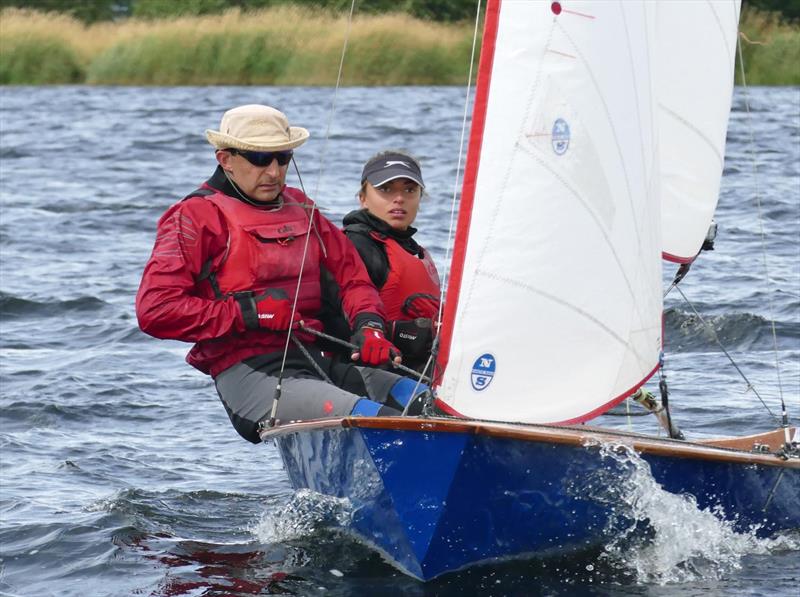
left=214, top=357, right=402, bottom=443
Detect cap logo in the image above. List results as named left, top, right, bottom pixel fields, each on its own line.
left=385, top=160, right=410, bottom=168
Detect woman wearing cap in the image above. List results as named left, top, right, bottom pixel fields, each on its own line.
left=338, top=150, right=441, bottom=373
left=136, top=106, right=427, bottom=444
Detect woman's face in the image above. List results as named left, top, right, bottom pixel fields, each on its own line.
left=359, top=178, right=422, bottom=231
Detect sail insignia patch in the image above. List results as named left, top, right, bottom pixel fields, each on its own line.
left=471, top=353, right=496, bottom=391
left=552, top=118, right=570, bottom=155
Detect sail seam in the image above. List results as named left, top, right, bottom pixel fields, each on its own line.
left=519, top=144, right=642, bottom=307
left=619, top=0, right=649, bottom=256
left=658, top=103, right=725, bottom=167
left=465, top=17, right=556, bottom=300
left=553, top=16, right=652, bottom=332
left=707, top=0, right=737, bottom=85
left=475, top=267, right=656, bottom=369
left=556, top=18, right=645, bottom=261
left=445, top=2, right=557, bottom=398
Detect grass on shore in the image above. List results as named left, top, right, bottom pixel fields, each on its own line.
left=0, top=5, right=797, bottom=86
left=0, top=6, right=476, bottom=85
left=736, top=8, right=800, bottom=85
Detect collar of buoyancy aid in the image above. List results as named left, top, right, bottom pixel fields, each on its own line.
left=343, top=208, right=422, bottom=257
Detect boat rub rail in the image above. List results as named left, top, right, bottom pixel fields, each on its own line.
left=260, top=417, right=798, bottom=468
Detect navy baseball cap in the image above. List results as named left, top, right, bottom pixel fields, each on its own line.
left=361, top=152, right=425, bottom=189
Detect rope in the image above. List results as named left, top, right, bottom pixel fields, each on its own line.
left=291, top=336, right=333, bottom=384
left=268, top=0, right=358, bottom=427
left=426, top=0, right=484, bottom=396
left=738, top=31, right=766, bottom=46
left=297, top=323, right=432, bottom=385
left=675, top=284, right=779, bottom=424
left=603, top=408, right=658, bottom=418
left=736, top=30, right=787, bottom=415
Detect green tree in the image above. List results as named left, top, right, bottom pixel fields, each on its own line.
left=408, top=0, right=475, bottom=22
left=743, top=0, right=800, bottom=21
left=132, top=0, right=273, bottom=19
left=0, top=0, right=118, bottom=22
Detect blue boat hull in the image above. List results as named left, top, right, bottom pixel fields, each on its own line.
left=267, top=419, right=800, bottom=580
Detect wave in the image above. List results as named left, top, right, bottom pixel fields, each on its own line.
left=0, top=147, right=34, bottom=159
left=588, top=443, right=800, bottom=585
left=664, top=307, right=799, bottom=352
left=0, top=292, right=108, bottom=319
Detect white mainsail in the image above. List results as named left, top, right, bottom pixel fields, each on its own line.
left=658, top=0, right=741, bottom=263
left=437, top=0, right=662, bottom=423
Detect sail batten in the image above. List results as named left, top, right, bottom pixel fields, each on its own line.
left=437, top=0, right=662, bottom=424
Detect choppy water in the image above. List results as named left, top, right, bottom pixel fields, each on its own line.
left=0, top=85, right=798, bottom=596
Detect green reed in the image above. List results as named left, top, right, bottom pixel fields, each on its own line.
left=737, top=8, right=800, bottom=85
left=0, top=6, right=796, bottom=86
left=0, top=36, right=84, bottom=84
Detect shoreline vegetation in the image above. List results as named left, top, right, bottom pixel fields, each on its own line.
left=1, top=5, right=798, bottom=86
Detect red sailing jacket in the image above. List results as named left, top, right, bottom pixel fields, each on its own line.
left=136, top=183, right=385, bottom=377
left=370, top=232, right=441, bottom=321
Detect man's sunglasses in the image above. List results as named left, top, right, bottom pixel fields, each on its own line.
left=226, top=148, right=293, bottom=167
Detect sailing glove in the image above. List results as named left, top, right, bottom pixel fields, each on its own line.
left=402, top=293, right=440, bottom=320
left=351, top=316, right=400, bottom=366
left=236, top=288, right=294, bottom=331
left=390, top=318, right=434, bottom=359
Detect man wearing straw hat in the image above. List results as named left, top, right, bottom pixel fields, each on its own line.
left=136, top=105, right=423, bottom=443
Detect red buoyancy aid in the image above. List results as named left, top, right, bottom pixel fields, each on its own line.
left=184, top=187, right=323, bottom=375
left=202, top=187, right=321, bottom=314
left=370, top=232, right=440, bottom=321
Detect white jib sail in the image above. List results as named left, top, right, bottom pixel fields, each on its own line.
left=439, top=1, right=662, bottom=423
left=658, top=0, right=741, bottom=263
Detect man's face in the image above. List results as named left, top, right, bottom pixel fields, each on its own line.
left=216, top=149, right=289, bottom=203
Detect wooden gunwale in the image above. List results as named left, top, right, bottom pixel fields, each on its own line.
left=260, top=417, right=798, bottom=469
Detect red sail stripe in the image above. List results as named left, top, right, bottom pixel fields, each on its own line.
left=663, top=251, right=695, bottom=264
left=435, top=0, right=502, bottom=385
left=554, top=363, right=660, bottom=425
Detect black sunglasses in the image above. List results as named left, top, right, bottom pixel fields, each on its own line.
left=227, top=148, right=293, bottom=167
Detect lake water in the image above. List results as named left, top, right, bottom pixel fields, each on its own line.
left=0, top=85, right=798, bottom=596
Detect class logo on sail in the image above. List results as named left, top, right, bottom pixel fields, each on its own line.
left=471, top=354, right=496, bottom=391
left=552, top=118, right=570, bottom=155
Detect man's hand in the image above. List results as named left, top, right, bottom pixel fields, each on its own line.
left=351, top=322, right=401, bottom=366
left=237, top=289, right=295, bottom=331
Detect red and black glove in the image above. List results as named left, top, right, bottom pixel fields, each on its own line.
left=350, top=317, right=400, bottom=366
left=402, top=293, right=440, bottom=320
left=236, top=289, right=295, bottom=331
left=390, top=318, right=434, bottom=359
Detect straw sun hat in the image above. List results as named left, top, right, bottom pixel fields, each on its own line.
left=205, top=104, right=310, bottom=152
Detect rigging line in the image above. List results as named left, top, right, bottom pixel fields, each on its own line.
left=736, top=31, right=786, bottom=415
left=268, top=0, right=357, bottom=427
left=311, top=0, right=356, bottom=201
left=674, top=284, right=779, bottom=424
left=291, top=336, right=333, bottom=384
left=432, top=0, right=483, bottom=373
left=297, top=323, right=432, bottom=384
